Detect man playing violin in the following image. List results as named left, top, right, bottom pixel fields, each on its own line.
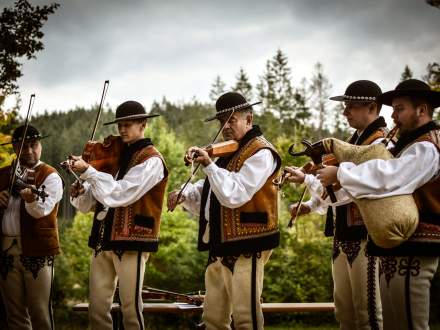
left=0, top=125, right=63, bottom=330
left=168, top=92, right=281, bottom=330
left=285, top=80, right=387, bottom=329
left=69, top=101, right=168, bottom=330
left=316, top=79, right=440, bottom=330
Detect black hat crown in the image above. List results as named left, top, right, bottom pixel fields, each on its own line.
left=0, top=124, right=48, bottom=146
left=379, top=79, right=440, bottom=108
left=103, top=100, right=159, bottom=125
left=205, top=92, right=261, bottom=122
left=330, top=80, right=382, bottom=102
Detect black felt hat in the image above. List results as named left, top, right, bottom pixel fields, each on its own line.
left=0, top=124, right=48, bottom=146
left=103, top=100, right=160, bottom=125
left=205, top=92, right=261, bottom=122
left=330, top=80, right=382, bottom=102
left=379, top=79, right=440, bottom=108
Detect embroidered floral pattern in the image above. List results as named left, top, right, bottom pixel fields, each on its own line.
left=332, top=239, right=361, bottom=267
left=379, top=256, right=398, bottom=287
left=398, top=257, right=421, bottom=277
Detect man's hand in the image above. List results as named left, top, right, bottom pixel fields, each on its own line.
left=284, top=166, right=306, bottom=184
left=20, top=187, right=37, bottom=203
left=70, top=181, right=85, bottom=198
left=289, top=202, right=311, bottom=219
left=316, top=165, right=339, bottom=187
left=0, top=190, right=10, bottom=208
left=68, top=155, right=89, bottom=174
left=167, top=190, right=186, bottom=211
left=185, top=147, right=212, bottom=167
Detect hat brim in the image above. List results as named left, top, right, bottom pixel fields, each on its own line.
left=0, top=134, right=50, bottom=146
left=103, top=114, right=160, bottom=126
left=329, top=95, right=377, bottom=102
left=204, top=101, right=262, bottom=122
left=379, top=89, right=440, bottom=108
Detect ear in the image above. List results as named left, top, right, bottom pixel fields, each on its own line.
left=246, top=112, right=253, bottom=126
left=417, top=103, right=428, bottom=117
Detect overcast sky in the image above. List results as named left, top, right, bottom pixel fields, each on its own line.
left=2, top=0, right=440, bottom=122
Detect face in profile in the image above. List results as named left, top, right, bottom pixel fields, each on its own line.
left=218, top=111, right=252, bottom=141
left=391, top=97, right=421, bottom=135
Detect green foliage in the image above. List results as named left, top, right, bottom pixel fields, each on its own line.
left=209, top=76, right=227, bottom=103
left=0, top=0, right=60, bottom=94
left=145, top=209, right=206, bottom=293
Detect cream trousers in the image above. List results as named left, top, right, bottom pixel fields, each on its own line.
left=88, top=250, right=149, bottom=330
left=379, top=255, right=439, bottom=330
left=202, top=250, right=272, bottom=330
left=332, top=239, right=383, bottom=330
left=0, top=236, right=54, bottom=330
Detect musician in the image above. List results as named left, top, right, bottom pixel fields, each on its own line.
left=69, top=101, right=168, bottom=330
left=317, top=79, right=440, bottom=330
left=0, top=125, right=63, bottom=330
left=286, top=80, right=386, bottom=329
left=168, top=92, right=281, bottom=330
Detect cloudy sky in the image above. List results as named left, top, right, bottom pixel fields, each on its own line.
left=2, top=0, right=440, bottom=122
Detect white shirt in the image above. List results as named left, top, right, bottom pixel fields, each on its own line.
left=2, top=162, right=63, bottom=236
left=337, top=141, right=440, bottom=199
left=181, top=149, right=277, bottom=243
left=70, top=156, right=165, bottom=212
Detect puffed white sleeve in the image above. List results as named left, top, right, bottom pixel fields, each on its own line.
left=337, top=142, right=440, bottom=198
left=25, top=172, right=63, bottom=219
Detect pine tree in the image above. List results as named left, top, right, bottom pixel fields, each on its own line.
left=400, top=65, right=414, bottom=81
left=232, top=67, right=253, bottom=101
left=257, top=49, right=296, bottom=122
left=209, top=76, right=226, bottom=103
left=309, top=62, right=332, bottom=139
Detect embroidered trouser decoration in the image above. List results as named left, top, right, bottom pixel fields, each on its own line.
left=0, top=236, right=55, bottom=330
left=202, top=250, right=271, bottom=330
left=379, top=255, right=439, bottom=330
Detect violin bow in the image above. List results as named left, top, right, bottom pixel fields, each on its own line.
left=288, top=185, right=307, bottom=228
left=8, top=94, right=36, bottom=195
left=168, top=108, right=237, bottom=212
left=90, top=80, right=110, bottom=141
left=62, top=80, right=109, bottom=181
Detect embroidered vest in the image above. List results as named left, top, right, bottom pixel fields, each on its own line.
left=368, top=125, right=440, bottom=256
left=88, top=145, right=168, bottom=252
left=199, top=136, right=281, bottom=256
left=325, top=126, right=388, bottom=241
left=0, top=163, right=61, bottom=256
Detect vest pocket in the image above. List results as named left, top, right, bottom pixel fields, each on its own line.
left=134, top=215, right=155, bottom=229
left=240, top=212, right=268, bottom=224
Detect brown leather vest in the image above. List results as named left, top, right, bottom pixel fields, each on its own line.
left=198, top=135, right=281, bottom=256
left=0, top=163, right=61, bottom=256
left=106, top=145, right=168, bottom=252
left=404, top=129, right=440, bottom=244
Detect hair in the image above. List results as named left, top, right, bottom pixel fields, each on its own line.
left=407, top=96, right=434, bottom=117
left=371, top=102, right=382, bottom=114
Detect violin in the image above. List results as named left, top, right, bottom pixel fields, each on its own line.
left=184, top=140, right=239, bottom=166
left=12, top=176, right=48, bottom=202
left=81, top=135, right=124, bottom=176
